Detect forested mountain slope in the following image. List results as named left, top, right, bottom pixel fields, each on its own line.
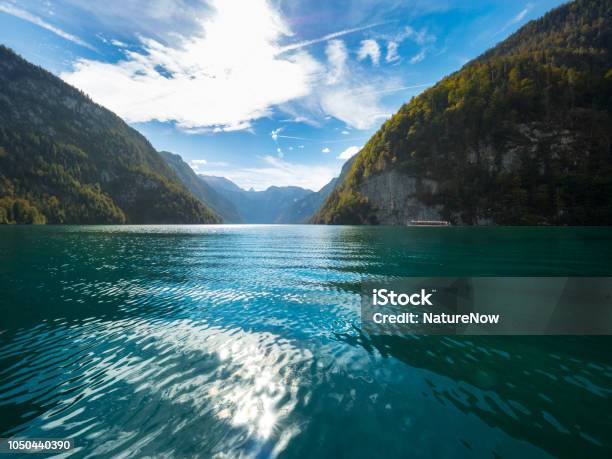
left=314, top=0, right=612, bottom=225
left=160, top=151, right=242, bottom=223
left=0, top=46, right=219, bottom=224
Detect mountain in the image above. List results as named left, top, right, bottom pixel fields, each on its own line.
left=201, top=175, right=332, bottom=223
left=249, top=185, right=313, bottom=223
left=314, top=0, right=612, bottom=225
left=276, top=177, right=338, bottom=223
left=201, top=175, right=244, bottom=194
left=0, top=45, right=219, bottom=224
left=160, top=151, right=243, bottom=223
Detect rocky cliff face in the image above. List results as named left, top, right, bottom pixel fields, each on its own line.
left=356, top=171, right=441, bottom=225
left=313, top=0, right=612, bottom=225
left=356, top=121, right=582, bottom=226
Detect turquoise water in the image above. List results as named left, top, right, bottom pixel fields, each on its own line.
left=0, top=225, right=611, bottom=458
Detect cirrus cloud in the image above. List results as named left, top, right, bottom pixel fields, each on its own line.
left=61, top=0, right=321, bottom=131
left=60, top=0, right=403, bottom=132
left=0, top=2, right=95, bottom=50
left=386, top=41, right=399, bottom=63
left=410, top=49, right=427, bottom=64
left=357, top=39, right=381, bottom=66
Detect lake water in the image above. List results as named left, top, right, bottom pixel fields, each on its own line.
left=1, top=225, right=611, bottom=458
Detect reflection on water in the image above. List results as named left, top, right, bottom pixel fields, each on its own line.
left=0, top=225, right=611, bottom=458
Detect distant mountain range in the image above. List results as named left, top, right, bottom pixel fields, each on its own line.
left=200, top=178, right=311, bottom=224
left=160, top=151, right=336, bottom=223
left=275, top=177, right=338, bottom=223
left=314, top=0, right=612, bottom=225
left=200, top=175, right=327, bottom=224
left=0, top=45, right=218, bottom=224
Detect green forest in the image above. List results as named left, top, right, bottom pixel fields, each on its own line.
left=0, top=46, right=219, bottom=224
left=314, top=0, right=612, bottom=225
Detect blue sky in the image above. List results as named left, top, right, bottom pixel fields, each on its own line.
left=0, top=0, right=566, bottom=190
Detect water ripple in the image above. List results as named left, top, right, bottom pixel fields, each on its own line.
left=0, top=225, right=611, bottom=458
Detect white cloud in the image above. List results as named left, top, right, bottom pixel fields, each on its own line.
left=321, top=147, right=331, bottom=153
left=61, top=0, right=322, bottom=131
left=281, top=115, right=314, bottom=124
left=383, top=25, right=436, bottom=65
left=386, top=41, right=399, bottom=62
left=274, top=37, right=397, bottom=130
left=357, top=39, right=380, bottom=66
left=189, top=159, right=208, bottom=172
left=319, top=85, right=390, bottom=129
left=325, top=39, right=348, bottom=84
left=271, top=127, right=283, bottom=141
left=205, top=156, right=338, bottom=191
left=183, top=120, right=253, bottom=134
left=338, top=146, right=361, bottom=160
left=60, top=1, right=399, bottom=132
left=401, top=26, right=436, bottom=46
left=341, top=130, right=350, bottom=135
left=410, top=49, right=427, bottom=64
left=0, top=2, right=95, bottom=50
left=514, top=7, right=529, bottom=22
left=512, top=3, right=533, bottom=24
left=495, top=3, right=534, bottom=36
left=61, top=0, right=210, bottom=43
left=110, top=39, right=127, bottom=48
